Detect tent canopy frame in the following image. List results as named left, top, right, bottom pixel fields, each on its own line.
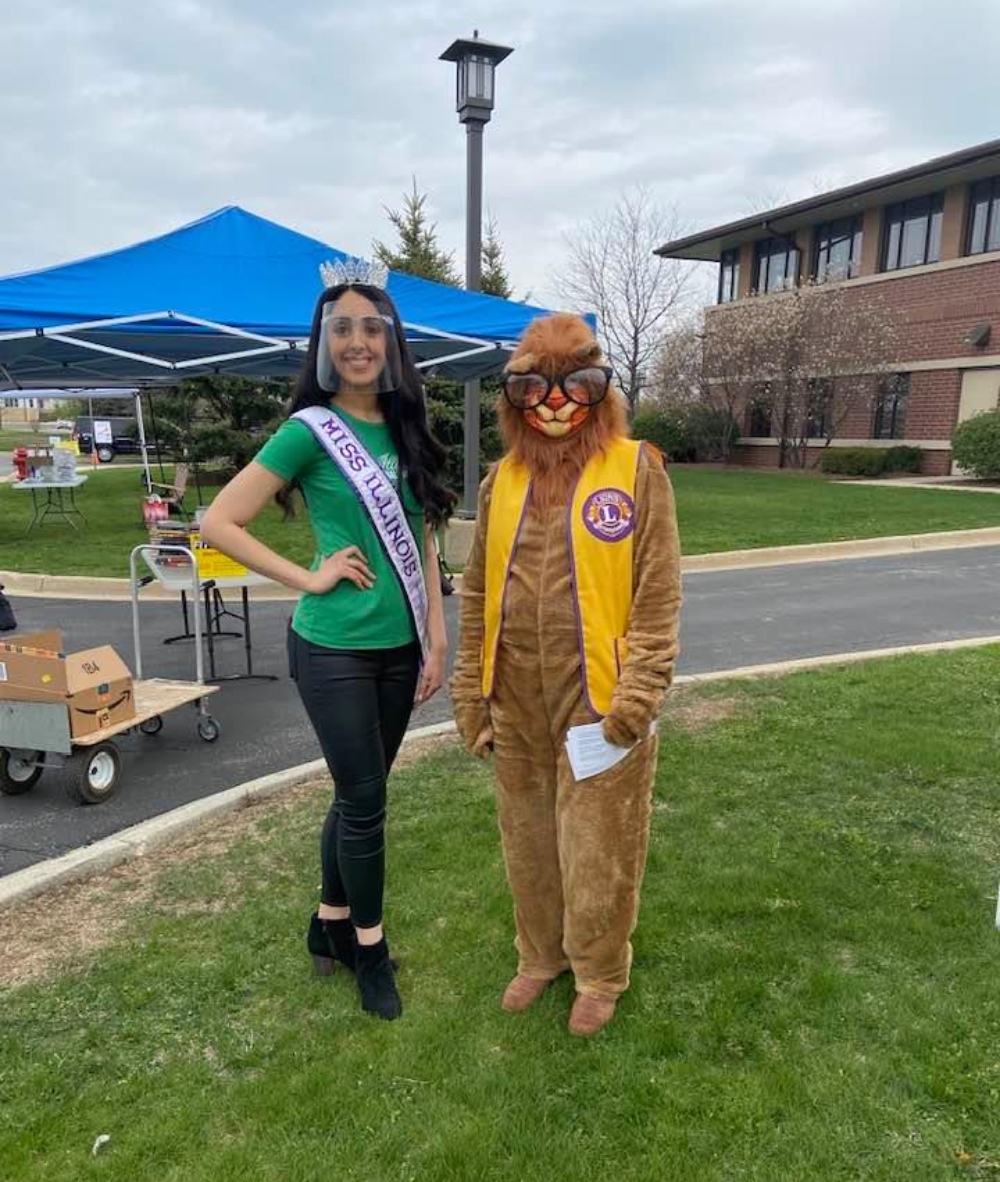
left=0, top=309, right=504, bottom=385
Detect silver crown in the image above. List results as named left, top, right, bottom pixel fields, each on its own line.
left=319, top=256, right=389, bottom=290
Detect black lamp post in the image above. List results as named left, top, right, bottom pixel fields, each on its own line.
left=440, top=31, right=514, bottom=516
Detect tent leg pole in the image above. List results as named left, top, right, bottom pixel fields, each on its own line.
left=146, top=391, right=168, bottom=483
left=88, top=395, right=97, bottom=466
left=461, top=378, right=480, bottom=518
left=136, top=390, right=152, bottom=493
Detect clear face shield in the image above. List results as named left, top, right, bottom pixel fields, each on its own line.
left=316, top=303, right=404, bottom=395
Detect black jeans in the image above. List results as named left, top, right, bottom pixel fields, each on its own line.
left=288, top=627, right=420, bottom=928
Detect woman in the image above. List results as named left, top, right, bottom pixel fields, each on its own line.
left=201, top=265, right=454, bottom=1021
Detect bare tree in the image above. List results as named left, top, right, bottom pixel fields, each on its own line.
left=555, top=187, right=692, bottom=412
left=742, top=186, right=792, bottom=216
left=645, top=317, right=705, bottom=410
left=702, top=281, right=901, bottom=468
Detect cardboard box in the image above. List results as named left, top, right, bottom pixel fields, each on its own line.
left=0, top=630, right=135, bottom=739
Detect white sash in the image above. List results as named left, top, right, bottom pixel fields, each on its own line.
left=294, top=406, right=428, bottom=660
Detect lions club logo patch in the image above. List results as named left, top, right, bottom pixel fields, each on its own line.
left=582, top=488, right=635, bottom=542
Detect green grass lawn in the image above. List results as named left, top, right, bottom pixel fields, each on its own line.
left=0, top=427, right=66, bottom=450
left=4, top=466, right=1000, bottom=577
left=3, top=649, right=1000, bottom=1180
left=669, top=467, right=1000, bottom=554
left=0, top=467, right=316, bottom=577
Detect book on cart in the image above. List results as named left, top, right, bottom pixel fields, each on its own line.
left=146, top=521, right=197, bottom=567
left=143, top=526, right=250, bottom=580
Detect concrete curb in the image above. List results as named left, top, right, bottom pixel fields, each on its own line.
left=4, top=637, right=1000, bottom=910
left=0, top=569, right=463, bottom=601
left=0, top=570, right=300, bottom=602
left=671, top=634, right=1000, bottom=686
left=850, top=478, right=1000, bottom=495
left=680, top=526, right=1000, bottom=574
left=0, top=720, right=458, bottom=909
left=6, top=525, right=1000, bottom=600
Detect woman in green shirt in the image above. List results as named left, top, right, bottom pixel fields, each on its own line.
left=201, top=272, right=454, bottom=1021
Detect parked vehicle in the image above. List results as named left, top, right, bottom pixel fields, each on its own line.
left=73, top=416, right=159, bottom=463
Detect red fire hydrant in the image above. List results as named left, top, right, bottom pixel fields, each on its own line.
left=12, top=447, right=29, bottom=481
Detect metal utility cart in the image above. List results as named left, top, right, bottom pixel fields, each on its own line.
left=0, top=545, right=221, bottom=804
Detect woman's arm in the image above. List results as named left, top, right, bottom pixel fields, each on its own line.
left=415, top=520, right=448, bottom=704
left=423, top=521, right=448, bottom=653
left=199, top=461, right=374, bottom=595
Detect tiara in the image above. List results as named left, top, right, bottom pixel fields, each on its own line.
left=319, top=256, right=389, bottom=290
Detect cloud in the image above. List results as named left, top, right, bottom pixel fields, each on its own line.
left=0, top=0, right=995, bottom=310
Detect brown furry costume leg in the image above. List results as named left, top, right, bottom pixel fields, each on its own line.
left=490, top=655, right=570, bottom=985
left=554, top=734, right=658, bottom=998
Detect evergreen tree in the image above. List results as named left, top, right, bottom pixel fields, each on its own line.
left=480, top=213, right=513, bottom=298
left=373, top=180, right=461, bottom=286
left=375, top=186, right=511, bottom=496
left=153, top=376, right=288, bottom=476
left=424, top=375, right=504, bottom=493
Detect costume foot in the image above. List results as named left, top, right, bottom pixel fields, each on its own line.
left=501, top=974, right=550, bottom=1013
left=568, top=993, right=617, bottom=1036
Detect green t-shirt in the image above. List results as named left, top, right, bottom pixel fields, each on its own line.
left=255, top=409, right=425, bottom=650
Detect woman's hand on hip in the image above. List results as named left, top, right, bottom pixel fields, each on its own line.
left=416, top=644, right=447, bottom=705
left=306, top=546, right=375, bottom=594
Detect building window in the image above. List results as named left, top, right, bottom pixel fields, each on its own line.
left=813, top=217, right=863, bottom=282
left=873, top=373, right=909, bottom=439
left=881, top=194, right=943, bottom=271
left=753, top=237, right=800, bottom=294
left=717, top=248, right=740, bottom=303
left=747, top=389, right=772, bottom=437
left=967, top=176, right=1000, bottom=256
left=805, top=378, right=833, bottom=438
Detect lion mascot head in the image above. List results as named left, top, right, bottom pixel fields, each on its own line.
left=498, top=313, right=628, bottom=508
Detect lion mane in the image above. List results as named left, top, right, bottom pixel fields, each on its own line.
left=497, top=313, right=629, bottom=509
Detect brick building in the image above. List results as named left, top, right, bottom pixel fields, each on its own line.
left=656, top=139, right=1000, bottom=475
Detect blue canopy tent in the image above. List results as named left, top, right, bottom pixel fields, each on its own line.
left=0, top=206, right=560, bottom=390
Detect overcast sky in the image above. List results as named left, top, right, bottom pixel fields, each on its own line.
left=2, top=0, right=997, bottom=308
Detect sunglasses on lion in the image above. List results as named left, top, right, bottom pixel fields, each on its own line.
left=502, top=366, right=613, bottom=411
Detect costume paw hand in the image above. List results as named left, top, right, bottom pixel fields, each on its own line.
left=601, top=713, right=639, bottom=748
left=471, top=725, right=494, bottom=760
left=453, top=697, right=491, bottom=749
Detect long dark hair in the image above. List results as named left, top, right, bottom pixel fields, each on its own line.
left=277, top=282, right=455, bottom=526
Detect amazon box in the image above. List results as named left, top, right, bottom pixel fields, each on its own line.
left=0, top=630, right=135, bottom=739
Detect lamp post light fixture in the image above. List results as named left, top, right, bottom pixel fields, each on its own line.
left=440, top=31, right=514, bottom=517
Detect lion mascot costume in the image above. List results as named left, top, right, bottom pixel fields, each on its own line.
left=450, top=313, right=682, bottom=1036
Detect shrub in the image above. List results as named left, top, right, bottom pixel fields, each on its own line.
left=821, top=448, right=890, bottom=477
left=632, top=409, right=695, bottom=462
left=952, top=410, right=1000, bottom=480
left=686, top=405, right=741, bottom=462
left=884, top=446, right=923, bottom=474
left=820, top=446, right=924, bottom=477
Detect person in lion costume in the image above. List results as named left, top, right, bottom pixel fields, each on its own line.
left=450, top=312, right=682, bottom=1036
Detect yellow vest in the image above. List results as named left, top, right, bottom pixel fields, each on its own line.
left=482, top=438, right=643, bottom=717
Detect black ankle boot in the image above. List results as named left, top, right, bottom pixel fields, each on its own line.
left=307, top=913, right=357, bottom=976
left=355, top=937, right=402, bottom=1020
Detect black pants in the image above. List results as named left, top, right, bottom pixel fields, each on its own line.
left=288, top=627, right=420, bottom=928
